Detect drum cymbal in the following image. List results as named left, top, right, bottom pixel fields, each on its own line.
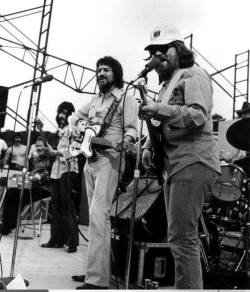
left=226, top=117, right=250, bottom=151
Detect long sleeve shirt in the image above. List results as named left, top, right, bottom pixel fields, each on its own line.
left=50, top=126, right=78, bottom=179
left=144, top=64, right=221, bottom=178
left=70, top=87, right=138, bottom=148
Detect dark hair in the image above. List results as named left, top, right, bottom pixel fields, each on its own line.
left=172, top=41, right=195, bottom=68
left=14, top=132, right=22, bottom=139
left=96, top=56, right=124, bottom=89
left=56, top=101, right=75, bottom=126
left=146, top=41, right=195, bottom=68
left=35, top=133, right=43, bottom=141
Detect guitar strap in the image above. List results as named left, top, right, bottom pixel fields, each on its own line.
left=159, top=68, right=186, bottom=103
left=151, top=68, right=186, bottom=127
left=98, top=93, right=123, bottom=137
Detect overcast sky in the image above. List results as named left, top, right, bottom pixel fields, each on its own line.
left=0, top=0, right=250, bottom=132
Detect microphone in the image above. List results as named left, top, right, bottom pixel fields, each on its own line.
left=32, top=75, right=54, bottom=86
left=138, top=55, right=164, bottom=79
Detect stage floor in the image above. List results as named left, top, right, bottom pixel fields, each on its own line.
left=0, top=224, right=89, bottom=290
left=1, top=222, right=250, bottom=290
left=0, top=223, right=172, bottom=290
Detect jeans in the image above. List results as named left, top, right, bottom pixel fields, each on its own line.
left=164, top=163, right=219, bottom=289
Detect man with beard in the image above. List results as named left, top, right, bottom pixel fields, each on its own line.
left=41, top=101, right=79, bottom=253
left=70, top=56, right=138, bottom=289
left=139, top=25, right=221, bottom=289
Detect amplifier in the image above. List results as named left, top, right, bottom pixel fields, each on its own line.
left=219, top=230, right=244, bottom=250
left=111, top=235, right=174, bottom=288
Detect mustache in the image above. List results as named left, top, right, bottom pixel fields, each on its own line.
left=97, top=76, right=107, bottom=82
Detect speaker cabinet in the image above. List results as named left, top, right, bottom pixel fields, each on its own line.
left=0, top=86, right=9, bottom=128
left=111, top=236, right=175, bottom=288
left=111, top=177, right=167, bottom=242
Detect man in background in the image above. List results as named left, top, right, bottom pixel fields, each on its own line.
left=3, top=132, right=26, bottom=170
left=41, top=101, right=79, bottom=253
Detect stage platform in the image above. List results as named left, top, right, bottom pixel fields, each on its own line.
left=0, top=224, right=172, bottom=290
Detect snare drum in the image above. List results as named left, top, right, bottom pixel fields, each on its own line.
left=212, top=163, right=246, bottom=202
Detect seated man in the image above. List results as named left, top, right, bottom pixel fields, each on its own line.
left=3, top=133, right=26, bottom=170
left=28, top=134, right=52, bottom=184
left=1, top=134, right=51, bottom=235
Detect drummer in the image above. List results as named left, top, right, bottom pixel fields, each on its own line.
left=220, top=101, right=250, bottom=176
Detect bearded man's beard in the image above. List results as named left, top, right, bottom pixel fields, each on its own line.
left=58, top=117, right=68, bottom=128
left=98, top=77, right=115, bottom=94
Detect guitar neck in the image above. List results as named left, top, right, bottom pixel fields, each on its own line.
left=91, top=136, right=113, bottom=148
left=40, top=132, right=48, bottom=147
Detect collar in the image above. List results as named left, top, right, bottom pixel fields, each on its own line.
left=99, top=86, right=123, bottom=101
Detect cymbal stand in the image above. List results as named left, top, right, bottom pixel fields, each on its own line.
left=228, top=179, right=250, bottom=275
left=124, top=118, right=144, bottom=289
left=10, top=83, right=38, bottom=279
left=242, top=179, right=250, bottom=276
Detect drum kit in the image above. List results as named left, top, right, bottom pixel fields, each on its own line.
left=202, top=118, right=250, bottom=278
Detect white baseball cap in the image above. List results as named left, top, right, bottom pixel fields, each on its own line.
left=144, top=24, right=184, bottom=51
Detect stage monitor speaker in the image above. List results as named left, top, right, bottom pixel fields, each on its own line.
left=110, top=177, right=167, bottom=242
left=0, top=86, right=9, bottom=128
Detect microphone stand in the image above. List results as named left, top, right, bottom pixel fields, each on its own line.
left=124, top=117, right=144, bottom=289
left=9, top=83, right=39, bottom=283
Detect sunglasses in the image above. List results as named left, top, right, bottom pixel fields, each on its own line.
left=150, top=44, right=174, bottom=56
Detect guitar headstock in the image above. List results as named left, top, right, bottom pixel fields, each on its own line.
left=137, top=78, right=147, bottom=91
left=36, top=118, right=44, bottom=131
left=137, top=78, right=148, bottom=104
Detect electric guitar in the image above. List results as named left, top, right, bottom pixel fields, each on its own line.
left=69, top=120, right=136, bottom=160
left=137, top=79, right=164, bottom=185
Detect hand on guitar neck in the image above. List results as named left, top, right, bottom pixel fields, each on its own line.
left=35, top=118, right=48, bottom=148
left=137, top=79, right=158, bottom=120
left=137, top=79, right=164, bottom=185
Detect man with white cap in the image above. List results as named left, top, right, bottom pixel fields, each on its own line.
left=139, top=24, right=221, bottom=289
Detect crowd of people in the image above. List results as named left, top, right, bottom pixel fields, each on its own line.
left=4, top=23, right=249, bottom=289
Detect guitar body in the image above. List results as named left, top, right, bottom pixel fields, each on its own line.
left=70, top=123, right=101, bottom=160
left=80, top=126, right=101, bottom=160
left=69, top=120, right=136, bottom=160
left=146, top=120, right=164, bottom=185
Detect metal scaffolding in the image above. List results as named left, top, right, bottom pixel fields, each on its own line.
left=0, top=4, right=249, bottom=124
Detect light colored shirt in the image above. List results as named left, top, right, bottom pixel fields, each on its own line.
left=50, top=126, right=78, bottom=179
left=70, top=87, right=138, bottom=147
left=145, top=64, right=221, bottom=178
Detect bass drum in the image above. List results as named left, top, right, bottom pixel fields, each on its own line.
left=212, top=163, right=246, bottom=202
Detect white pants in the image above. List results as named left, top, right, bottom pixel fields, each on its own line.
left=84, top=152, right=124, bottom=287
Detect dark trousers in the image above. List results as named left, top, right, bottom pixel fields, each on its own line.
left=50, top=172, right=79, bottom=247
